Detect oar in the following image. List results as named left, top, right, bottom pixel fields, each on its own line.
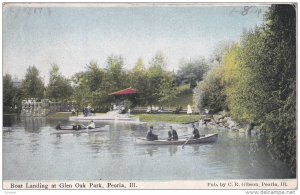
left=182, top=137, right=192, bottom=149
left=79, top=123, right=87, bottom=129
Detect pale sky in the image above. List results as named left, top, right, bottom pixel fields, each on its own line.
left=3, top=4, right=269, bottom=83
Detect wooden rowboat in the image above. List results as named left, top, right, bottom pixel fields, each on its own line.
left=135, top=133, right=218, bottom=145
left=51, top=125, right=109, bottom=134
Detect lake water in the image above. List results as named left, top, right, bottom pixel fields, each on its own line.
left=3, top=115, right=293, bottom=180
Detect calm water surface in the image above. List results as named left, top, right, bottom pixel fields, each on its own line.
left=3, top=115, right=293, bottom=180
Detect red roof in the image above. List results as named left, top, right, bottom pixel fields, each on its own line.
left=111, top=87, right=138, bottom=96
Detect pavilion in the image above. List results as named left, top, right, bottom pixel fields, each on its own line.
left=111, top=87, right=138, bottom=112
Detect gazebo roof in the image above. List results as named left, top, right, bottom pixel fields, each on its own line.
left=111, top=87, right=138, bottom=96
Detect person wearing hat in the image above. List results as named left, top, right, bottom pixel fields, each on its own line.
left=192, top=123, right=200, bottom=139
left=168, top=126, right=178, bottom=141
left=146, top=125, right=158, bottom=141
left=86, top=120, right=95, bottom=129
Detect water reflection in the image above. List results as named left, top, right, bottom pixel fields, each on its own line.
left=168, top=145, right=178, bottom=156
left=2, top=115, right=294, bottom=180
left=21, top=117, right=46, bottom=132
left=3, top=114, right=20, bottom=127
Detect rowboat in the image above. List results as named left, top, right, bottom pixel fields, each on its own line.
left=135, top=133, right=218, bottom=145
left=51, top=125, right=110, bottom=134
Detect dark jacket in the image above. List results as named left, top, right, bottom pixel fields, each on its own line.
left=168, top=129, right=178, bottom=140
left=146, top=130, right=158, bottom=141
left=172, top=129, right=178, bottom=140
left=73, top=125, right=82, bottom=130
left=56, top=124, right=61, bottom=130
left=192, top=127, right=200, bottom=138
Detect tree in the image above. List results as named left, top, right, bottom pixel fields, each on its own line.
left=71, top=61, right=116, bottom=112
left=46, top=64, right=73, bottom=101
left=130, top=58, right=148, bottom=105
left=146, top=52, right=169, bottom=105
left=3, top=74, right=16, bottom=113
left=176, top=58, right=210, bottom=88
left=106, top=55, right=129, bottom=91
left=219, top=5, right=296, bottom=174
left=22, top=65, right=45, bottom=99
left=247, top=5, right=296, bottom=174
left=196, top=68, right=227, bottom=114
left=158, top=73, right=178, bottom=106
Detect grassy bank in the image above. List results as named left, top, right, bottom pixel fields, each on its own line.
left=47, top=112, right=72, bottom=118
left=135, top=114, right=200, bottom=123
left=160, top=84, right=194, bottom=108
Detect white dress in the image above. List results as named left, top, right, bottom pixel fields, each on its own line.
left=187, top=105, right=193, bottom=114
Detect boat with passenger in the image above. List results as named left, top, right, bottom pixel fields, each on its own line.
left=135, top=133, right=218, bottom=145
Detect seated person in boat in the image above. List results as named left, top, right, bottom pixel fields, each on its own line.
left=56, top=121, right=61, bottom=130
left=168, top=126, right=178, bottom=141
left=146, top=125, right=158, bottom=141
left=86, top=120, right=96, bottom=129
left=72, top=122, right=83, bottom=130
left=192, top=124, right=200, bottom=139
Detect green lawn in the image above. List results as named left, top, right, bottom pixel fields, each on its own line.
left=135, top=114, right=200, bottom=123
left=160, top=84, right=194, bottom=108
left=47, top=112, right=72, bottom=118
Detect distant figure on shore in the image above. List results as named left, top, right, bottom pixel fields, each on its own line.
left=187, top=104, right=193, bottom=115
left=192, top=123, right=200, bottom=139
left=168, top=126, right=178, bottom=141
left=71, top=107, right=76, bottom=116
left=56, top=121, right=61, bottom=130
left=86, top=120, right=95, bottom=129
left=146, top=125, right=158, bottom=141
left=146, top=106, right=151, bottom=113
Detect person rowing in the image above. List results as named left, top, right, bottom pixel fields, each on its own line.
left=182, top=123, right=200, bottom=148
left=86, top=120, right=95, bottom=129
left=168, top=126, right=178, bottom=141
left=192, top=123, right=200, bottom=139
left=146, top=125, right=158, bottom=141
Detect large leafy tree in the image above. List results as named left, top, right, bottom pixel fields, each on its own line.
left=71, top=61, right=115, bottom=112
left=196, top=68, right=227, bottom=114
left=105, top=55, right=129, bottom=92
left=244, top=5, right=296, bottom=174
left=3, top=74, right=23, bottom=113
left=219, top=5, right=296, bottom=174
left=146, top=52, right=170, bottom=105
left=46, top=64, right=73, bottom=101
left=130, top=58, right=149, bottom=105
left=176, top=58, right=210, bottom=88
left=22, top=65, right=45, bottom=99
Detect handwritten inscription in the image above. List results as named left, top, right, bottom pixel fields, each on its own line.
left=231, top=6, right=262, bottom=16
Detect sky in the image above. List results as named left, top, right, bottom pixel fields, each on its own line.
left=3, top=3, right=269, bottom=83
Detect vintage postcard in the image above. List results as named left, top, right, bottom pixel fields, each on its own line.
left=2, top=2, right=297, bottom=193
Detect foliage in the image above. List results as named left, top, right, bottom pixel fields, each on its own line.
left=71, top=62, right=107, bottom=112
left=3, top=74, right=22, bottom=113
left=106, top=55, right=129, bottom=91
left=252, top=5, right=296, bottom=174
left=161, top=84, right=193, bottom=108
left=200, top=5, right=296, bottom=174
left=196, top=68, right=227, bottom=114
left=137, top=114, right=200, bottom=123
left=158, top=73, right=178, bottom=106
left=46, top=64, right=73, bottom=102
left=220, top=43, right=255, bottom=122
left=21, top=65, right=45, bottom=99
left=130, top=58, right=148, bottom=105
left=176, top=58, right=210, bottom=88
